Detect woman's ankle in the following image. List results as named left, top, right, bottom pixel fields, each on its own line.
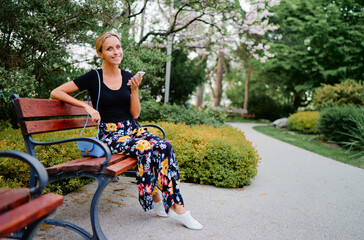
left=171, top=203, right=186, bottom=214
left=152, top=192, right=162, bottom=202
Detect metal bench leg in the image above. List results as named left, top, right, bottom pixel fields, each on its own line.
left=90, top=175, right=112, bottom=240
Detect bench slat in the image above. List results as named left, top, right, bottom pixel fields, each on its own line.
left=46, top=154, right=129, bottom=174
left=12, top=98, right=89, bottom=119
left=0, top=193, right=64, bottom=238
left=0, top=188, right=30, bottom=214
left=20, top=118, right=97, bottom=135
left=105, top=157, right=137, bottom=177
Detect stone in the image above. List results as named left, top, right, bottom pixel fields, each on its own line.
left=270, top=118, right=288, bottom=129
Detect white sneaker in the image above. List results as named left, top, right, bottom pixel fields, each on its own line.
left=153, top=200, right=168, bottom=217
left=168, top=209, right=203, bottom=230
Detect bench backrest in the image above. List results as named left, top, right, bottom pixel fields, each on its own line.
left=11, top=94, right=96, bottom=136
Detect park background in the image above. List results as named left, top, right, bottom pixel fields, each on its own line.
left=0, top=0, right=363, bottom=192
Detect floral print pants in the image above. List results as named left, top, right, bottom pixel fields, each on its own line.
left=98, top=120, right=184, bottom=212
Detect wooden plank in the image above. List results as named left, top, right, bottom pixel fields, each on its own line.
left=0, top=193, right=64, bottom=238
left=20, top=118, right=97, bottom=135
left=105, top=157, right=137, bottom=177
left=0, top=189, right=10, bottom=195
left=46, top=154, right=128, bottom=174
left=0, top=188, right=30, bottom=214
left=12, top=97, right=90, bottom=119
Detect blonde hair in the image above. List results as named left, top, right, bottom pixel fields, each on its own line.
left=95, top=32, right=121, bottom=67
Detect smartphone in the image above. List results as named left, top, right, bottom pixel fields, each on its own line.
left=136, top=71, right=145, bottom=80
left=127, top=71, right=145, bottom=85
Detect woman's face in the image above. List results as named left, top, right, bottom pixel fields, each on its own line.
left=98, top=36, right=123, bottom=66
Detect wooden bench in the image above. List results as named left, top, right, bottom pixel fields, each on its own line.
left=0, top=151, right=64, bottom=239
left=221, top=108, right=256, bottom=118
left=10, top=94, right=166, bottom=240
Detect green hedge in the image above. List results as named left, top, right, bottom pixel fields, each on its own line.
left=318, top=106, right=364, bottom=150
left=156, top=122, right=260, bottom=188
left=313, top=79, right=364, bottom=109
left=0, top=121, right=259, bottom=193
left=287, top=111, right=320, bottom=134
left=140, top=100, right=226, bottom=126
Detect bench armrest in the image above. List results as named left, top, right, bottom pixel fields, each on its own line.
left=0, top=151, right=48, bottom=197
left=28, top=137, right=112, bottom=168
left=141, top=124, right=166, bottom=139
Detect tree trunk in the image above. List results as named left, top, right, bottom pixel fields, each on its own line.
left=196, top=85, right=204, bottom=107
left=139, top=0, right=147, bottom=42
left=243, top=66, right=251, bottom=111
left=214, top=51, right=224, bottom=107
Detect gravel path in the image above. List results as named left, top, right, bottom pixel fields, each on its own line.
left=35, top=123, right=364, bottom=240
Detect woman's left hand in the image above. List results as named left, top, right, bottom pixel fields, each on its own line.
left=128, top=75, right=142, bottom=91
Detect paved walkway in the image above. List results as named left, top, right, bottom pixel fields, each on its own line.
left=35, top=123, right=364, bottom=240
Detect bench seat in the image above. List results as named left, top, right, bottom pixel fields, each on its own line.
left=0, top=151, right=64, bottom=239
left=0, top=190, right=63, bottom=238
left=46, top=154, right=136, bottom=176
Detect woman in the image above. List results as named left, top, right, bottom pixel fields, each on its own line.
left=50, top=32, right=202, bottom=230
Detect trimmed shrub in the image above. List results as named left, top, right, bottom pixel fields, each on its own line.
left=140, top=100, right=226, bottom=126
left=319, top=106, right=364, bottom=150
left=313, top=79, right=364, bottom=109
left=287, top=111, right=320, bottom=134
left=0, top=121, right=259, bottom=191
left=156, top=122, right=260, bottom=188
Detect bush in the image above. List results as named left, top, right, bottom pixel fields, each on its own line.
left=0, top=121, right=93, bottom=195
left=312, top=79, right=364, bottom=109
left=140, top=100, right=226, bottom=126
left=0, top=120, right=259, bottom=190
left=248, top=94, right=295, bottom=121
left=319, top=106, right=364, bottom=150
left=156, top=122, right=260, bottom=188
left=287, top=111, right=320, bottom=134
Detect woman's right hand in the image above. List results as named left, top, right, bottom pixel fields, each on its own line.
left=85, top=105, right=101, bottom=123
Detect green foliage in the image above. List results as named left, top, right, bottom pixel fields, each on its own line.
left=168, top=49, right=207, bottom=105
left=248, top=94, right=295, bottom=121
left=319, top=106, right=364, bottom=150
left=0, top=0, right=105, bottom=121
left=287, top=111, right=320, bottom=134
left=120, top=42, right=167, bottom=101
left=255, top=0, right=364, bottom=108
left=225, top=71, right=245, bottom=108
left=339, top=112, right=364, bottom=151
left=312, top=79, right=364, bottom=109
left=156, top=122, right=260, bottom=188
left=0, top=120, right=259, bottom=190
left=139, top=100, right=226, bottom=126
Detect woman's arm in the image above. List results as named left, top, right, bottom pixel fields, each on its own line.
left=50, top=81, right=101, bottom=122
left=128, top=76, right=142, bottom=119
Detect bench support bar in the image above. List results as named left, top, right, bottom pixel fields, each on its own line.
left=44, top=219, right=92, bottom=240
left=48, top=172, right=115, bottom=240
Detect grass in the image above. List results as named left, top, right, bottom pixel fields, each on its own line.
left=253, top=125, right=364, bottom=169
left=226, top=115, right=266, bottom=123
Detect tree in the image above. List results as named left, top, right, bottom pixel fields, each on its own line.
left=258, top=0, right=364, bottom=108
left=169, top=49, right=206, bottom=105
left=133, top=0, right=280, bottom=106
left=0, top=0, right=113, bottom=121
left=0, top=0, right=169, bottom=121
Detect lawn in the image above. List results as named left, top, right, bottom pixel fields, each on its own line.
left=253, top=125, right=364, bottom=169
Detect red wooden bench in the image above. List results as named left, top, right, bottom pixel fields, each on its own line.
left=221, top=108, right=256, bottom=118
left=10, top=94, right=165, bottom=240
left=0, top=151, right=64, bottom=239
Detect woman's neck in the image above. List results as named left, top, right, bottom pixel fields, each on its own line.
left=102, top=64, right=120, bottom=75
